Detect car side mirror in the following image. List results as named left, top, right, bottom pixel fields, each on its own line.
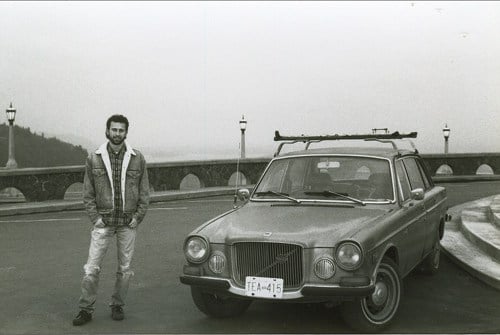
left=410, top=188, right=424, bottom=200
left=237, top=188, right=250, bottom=202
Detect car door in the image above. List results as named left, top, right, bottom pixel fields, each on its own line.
left=401, top=157, right=430, bottom=266
left=415, top=157, right=443, bottom=254
left=394, top=158, right=427, bottom=275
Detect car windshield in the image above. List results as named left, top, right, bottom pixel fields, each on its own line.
left=253, top=155, right=394, bottom=203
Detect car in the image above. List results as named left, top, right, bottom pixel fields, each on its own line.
left=179, top=130, right=448, bottom=332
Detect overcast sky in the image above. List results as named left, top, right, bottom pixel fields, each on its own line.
left=1, top=1, right=499, bottom=162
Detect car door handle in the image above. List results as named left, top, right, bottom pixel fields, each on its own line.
left=408, top=202, right=424, bottom=208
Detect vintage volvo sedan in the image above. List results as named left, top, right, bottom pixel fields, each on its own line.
left=180, top=131, right=448, bottom=332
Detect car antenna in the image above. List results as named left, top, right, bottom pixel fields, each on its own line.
left=233, top=140, right=242, bottom=209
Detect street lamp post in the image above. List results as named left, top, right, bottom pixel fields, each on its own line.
left=239, top=115, right=247, bottom=159
left=442, top=124, right=450, bottom=155
left=5, top=103, right=18, bottom=169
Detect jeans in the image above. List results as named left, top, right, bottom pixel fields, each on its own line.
left=78, top=225, right=137, bottom=313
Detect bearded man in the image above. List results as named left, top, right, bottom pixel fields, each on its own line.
left=73, top=114, right=150, bottom=326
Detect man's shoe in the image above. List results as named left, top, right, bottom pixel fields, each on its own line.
left=111, top=306, right=124, bottom=321
left=72, top=310, right=92, bottom=326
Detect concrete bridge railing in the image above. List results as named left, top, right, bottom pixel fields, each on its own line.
left=0, top=159, right=269, bottom=202
left=421, top=153, right=500, bottom=176
left=0, top=153, right=499, bottom=202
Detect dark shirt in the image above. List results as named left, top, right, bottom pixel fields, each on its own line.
left=105, top=143, right=128, bottom=226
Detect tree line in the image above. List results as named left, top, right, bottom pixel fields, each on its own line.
left=0, top=124, right=88, bottom=168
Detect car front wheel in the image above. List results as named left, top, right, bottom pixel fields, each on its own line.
left=190, top=287, right=252, bottom=318
left=341, top=257, right=402, bottom=332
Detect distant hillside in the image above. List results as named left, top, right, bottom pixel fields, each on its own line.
left=0, top=124, right=88, bottom=168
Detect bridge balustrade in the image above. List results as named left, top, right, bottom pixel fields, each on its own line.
left=0, top=154, right=498, bottom=202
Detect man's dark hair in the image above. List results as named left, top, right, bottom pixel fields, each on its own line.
left=106, top=114, right=129, bottom=131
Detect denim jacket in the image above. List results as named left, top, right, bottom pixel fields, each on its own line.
left=83, top=141, right=150, bottom=225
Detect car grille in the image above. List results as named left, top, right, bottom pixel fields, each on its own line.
left=233, top=242, right=303, bottom=289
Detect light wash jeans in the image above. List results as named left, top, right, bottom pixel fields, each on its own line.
left=78, top=225, right=137, bottom=313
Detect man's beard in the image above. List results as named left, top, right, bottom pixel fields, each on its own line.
left=106, top=133, right=126, bottom=145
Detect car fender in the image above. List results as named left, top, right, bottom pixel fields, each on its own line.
left=370, top=243, right=400, bottom=280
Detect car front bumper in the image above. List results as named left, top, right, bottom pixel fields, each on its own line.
left=179, top=275, right=375, bottom=300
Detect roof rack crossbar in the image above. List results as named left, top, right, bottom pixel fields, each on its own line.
left=274, top=141, right=298, bottom=157
left=305, top=140, right=321, bottom=150
left=364, top=138, right=398, bottom=150
left=273, top=130, right=418, bottom=156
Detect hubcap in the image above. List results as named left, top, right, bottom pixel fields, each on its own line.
left=361, top=263, right=400, bottom=323
left=371, top=281, right=388, bottom=306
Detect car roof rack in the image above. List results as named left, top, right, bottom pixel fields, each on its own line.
left=273, top=130, right=418, bottom=156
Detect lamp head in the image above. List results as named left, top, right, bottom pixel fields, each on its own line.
left=239, top=115, right=247, bottom=131
left=6, top=103, right=16, bottom=123
left=442, top=124, right=450, bottom=139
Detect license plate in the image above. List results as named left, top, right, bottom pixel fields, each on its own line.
left=245, top=276, right=283, bottom=299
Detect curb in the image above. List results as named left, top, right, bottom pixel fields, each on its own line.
left=460, top=208, right=500, bottom=261
left=488, top=195, right=500, bottom=227
left=441, top=196, right=500, bottom=290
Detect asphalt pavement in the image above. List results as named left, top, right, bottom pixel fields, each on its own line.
left=0, top=183, right=499, bottom=334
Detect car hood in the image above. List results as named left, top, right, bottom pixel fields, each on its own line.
left=194, top=202, right=390, bottom=247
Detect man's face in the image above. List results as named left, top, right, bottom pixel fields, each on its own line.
left=106, top=121, right=128, bottom=145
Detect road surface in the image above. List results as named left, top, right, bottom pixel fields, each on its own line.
left=0, top=181, right=499, bottom=334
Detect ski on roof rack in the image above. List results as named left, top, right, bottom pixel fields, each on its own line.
left=273, top=130, right=418, bottom=156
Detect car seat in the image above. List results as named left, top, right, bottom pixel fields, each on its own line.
left=308, top=172, right=333, bottom=192
left=368, top=173, right=393, bottom=199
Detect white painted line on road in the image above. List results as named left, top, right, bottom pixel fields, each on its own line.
left=150, top=207, right=189, bottom=211
left=0, top=218, right=83, bottom=223
left=170, top=200, right=233, bottom=203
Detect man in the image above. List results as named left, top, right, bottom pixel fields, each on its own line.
left=73, top=114, right=150, bottom=326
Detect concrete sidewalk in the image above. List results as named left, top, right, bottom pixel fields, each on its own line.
left=441, top=194, right=500, bottom=290
left=0, top=186, right=240, bottom=217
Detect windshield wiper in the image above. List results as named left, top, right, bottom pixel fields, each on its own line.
left=304, top=190, right=366, bottom=206
left=254, top=191, right=301, bottom=204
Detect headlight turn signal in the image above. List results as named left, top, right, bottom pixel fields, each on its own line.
left=314, top=257, right=335, bottom=280
left=208, top=252, right=226, bottom=274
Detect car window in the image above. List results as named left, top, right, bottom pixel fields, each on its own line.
left=256, top=159, right=288, bottom=192
left=402, top=158, right=425, bottom=190
left=286, top=158, right=309, bottom=193
left=416, top=158, right=432, bottom=190
left=354, top=166, right=371, bottom=180
left=254, top=156, right=393, bottom=202
left=396, top=160, right=411, bottom=201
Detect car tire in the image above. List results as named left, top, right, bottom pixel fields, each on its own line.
left=419, top=237, right=441, bottom=275
left=190, top=287, right=252, bottom=318
left=341, top=257, right=402, bottom=332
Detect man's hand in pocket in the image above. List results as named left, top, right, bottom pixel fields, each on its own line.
left=94, top=218, right=106, bottom=228
left=129, top=217, right=138, bottom=229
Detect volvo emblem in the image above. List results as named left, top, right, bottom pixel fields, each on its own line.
left=263, top=232, right=272, bottom=237
left=275, top=254, right=289, bottom=263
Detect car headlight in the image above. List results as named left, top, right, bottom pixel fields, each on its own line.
left=184, top=236, right=209, bottom=263
left=314, top=257, right=335, bottom=280
left=336, top=242, right=363, bottom=270
left=208, top=252, right=226, bottom=274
